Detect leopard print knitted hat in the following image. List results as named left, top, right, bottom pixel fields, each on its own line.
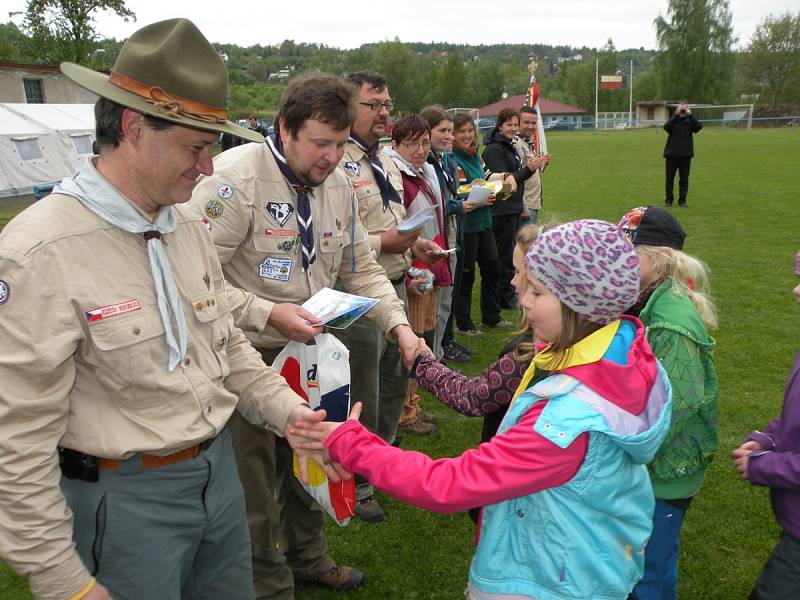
left=525, top=219, right=640, bottom=325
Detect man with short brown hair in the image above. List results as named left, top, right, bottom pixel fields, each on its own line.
left=190, top=73, right=416, bottom=598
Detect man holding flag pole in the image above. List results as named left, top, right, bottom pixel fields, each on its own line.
left=518, top=59, right=551, bottom=224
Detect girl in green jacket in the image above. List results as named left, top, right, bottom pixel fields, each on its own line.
left=619, top=205, right=718, bottom=600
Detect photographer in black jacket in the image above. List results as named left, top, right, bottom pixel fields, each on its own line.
left=663, top=102, right=703, bottom=208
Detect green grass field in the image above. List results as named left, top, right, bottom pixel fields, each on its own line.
left=1, top=127, right=798, bottom=599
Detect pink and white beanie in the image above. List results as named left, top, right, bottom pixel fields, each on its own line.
left=525, top=219, right=640, bottom=325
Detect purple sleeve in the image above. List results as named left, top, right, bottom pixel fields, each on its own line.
left=413, top=351, right=527, bottom=416
left=747, top=419, right=781, bottom=450
left=748, top=450, right=800, bottom=491
left=325, top=405, right=588, bottom=513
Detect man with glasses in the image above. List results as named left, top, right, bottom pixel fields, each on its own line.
left=334, top=71, right=440, bottom=522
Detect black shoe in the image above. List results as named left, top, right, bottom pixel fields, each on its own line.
left=457, top=322, right=483, bottom=336
left=443, top=343, right=470, bottom=363
left=664, top=200, right=673, bottom=207
left=452, top=341, right=474, bottom=357
left=481, top=320, right=514, bottom=329
left=678, top=203, right=687, bottom=208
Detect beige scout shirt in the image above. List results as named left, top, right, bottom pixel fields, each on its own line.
left=189, top=141, right=408, bottom=350
left=340, top=141, right=411, bottom=280
left=514, top=135, right=543, bottom=211
left=0, top=193, right=305, bottom=600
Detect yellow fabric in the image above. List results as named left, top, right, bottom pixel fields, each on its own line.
left=68, top=577, right=96, bottom=600
left=511, top=320, right=622, bottom=401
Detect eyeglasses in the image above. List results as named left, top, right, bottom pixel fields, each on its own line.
left=400, top=140, right=431, bottom=150
left=358, top=101, right=395, bottom=113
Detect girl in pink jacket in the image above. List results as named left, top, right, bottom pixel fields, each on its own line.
left=292, top=220, right=672, bottom=600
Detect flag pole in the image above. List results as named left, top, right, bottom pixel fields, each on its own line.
left=595, top=58, right=599, bottom=131
left=629, top=59, right=634, bottom=127
left=526, top=58, right=548, bottom=155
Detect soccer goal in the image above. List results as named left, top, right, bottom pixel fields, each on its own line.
left=685, top=104, right=754, bottom=129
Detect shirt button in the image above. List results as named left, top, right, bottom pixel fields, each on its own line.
left=206, top=406, right=212, bottom=413
left=516, top=509, right=525, bottom=518
left=183, top=358, right=191, bottom=367
left=558, top=431, right=566, bottom=438
left=132, top=326, right=141, bottom=335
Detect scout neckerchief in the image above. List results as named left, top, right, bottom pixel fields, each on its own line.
left=427, top=151, right=457, bottom=199
left=54, top=160, right=187, bottom=372
left=266, top=133, right=316, bottom=271
left=348, top=132, right=402, bottom=210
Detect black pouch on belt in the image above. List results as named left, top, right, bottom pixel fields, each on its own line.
left=58, top=447, right=99, bottom=482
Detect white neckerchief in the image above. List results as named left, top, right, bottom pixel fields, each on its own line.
left=55, top=161, right=188, bottom=371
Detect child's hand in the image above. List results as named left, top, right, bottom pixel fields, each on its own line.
left=731, top=441, right=761, bottom=480
left=290, top=402, right=363, bottom=451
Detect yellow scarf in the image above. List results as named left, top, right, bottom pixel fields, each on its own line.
left=512, top=320, right=622, bottom=401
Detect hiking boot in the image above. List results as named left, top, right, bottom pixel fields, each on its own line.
left=301, top=564, right=364, bottom=592
left=443, top=343, right=470, bottom=363
left=398, top=418, right=437, bottom=435
left=417, top=409, right=438, bottom=425
left=354, top=496, right=385, bottom=522
left=452, top=341, right=474, bottom=357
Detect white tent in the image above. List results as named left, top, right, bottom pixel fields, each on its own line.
left=0, top=103, right=95, bottom=198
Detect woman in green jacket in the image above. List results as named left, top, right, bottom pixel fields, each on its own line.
left=619, top=206, right=718, bottom=600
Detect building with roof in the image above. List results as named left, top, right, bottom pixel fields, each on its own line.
left=477, top=94, right=587, bottom=130
left=0, top=62, right=97, bottom=104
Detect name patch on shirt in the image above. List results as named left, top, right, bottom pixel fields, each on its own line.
left=264, top=229, right=296, bottom=237
left=343, top=161, right=360, bottom=177
left=85, top=299, right=141, bottom=322
left=265, top=202, right=294, bottom=227
left=258, top=257, right=292, bottom=282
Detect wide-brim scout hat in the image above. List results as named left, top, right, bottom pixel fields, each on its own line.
left=61, top=18, right=262, bottom=143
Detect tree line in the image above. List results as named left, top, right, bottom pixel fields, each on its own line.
left=1, top=0, right=798, bottom=118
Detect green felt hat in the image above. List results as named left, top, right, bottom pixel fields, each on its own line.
left=61, top=18, right=262, bottom=143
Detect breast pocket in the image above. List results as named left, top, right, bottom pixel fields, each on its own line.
left=189, top=291, right=232, bottom=382
left=317, top=229, right=345, bottom=280
left=89, top=309, right=187, bottom=408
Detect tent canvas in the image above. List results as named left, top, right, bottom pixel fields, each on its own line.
left=0, top=103, right=96, bottom=198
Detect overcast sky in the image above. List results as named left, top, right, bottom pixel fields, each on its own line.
left=7, top=0, right=799, bottom=51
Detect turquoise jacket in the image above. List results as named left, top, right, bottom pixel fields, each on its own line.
left=469, top=319, right=672, bottom=600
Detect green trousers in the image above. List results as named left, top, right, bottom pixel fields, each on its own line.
left=62, top=428, right=253, bottom=600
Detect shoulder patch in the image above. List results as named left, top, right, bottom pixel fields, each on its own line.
left=0, top=280, right=9, bottom=304
left=217, top=183, right=235, bottom=200
left=205, top=199, right=224, bottom=219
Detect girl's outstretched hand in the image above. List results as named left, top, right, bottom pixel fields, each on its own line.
left=290, top=402, right=363, bottom=452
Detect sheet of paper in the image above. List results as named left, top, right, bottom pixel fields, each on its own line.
left=301, top=287, right=379, bottom=329
left=397, top=205, right=436, bottom=233
left=466, top=184, right=493, bottom=206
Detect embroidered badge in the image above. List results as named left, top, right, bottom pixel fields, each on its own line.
left=0, top=280, right=9, bottom=305
left=265, top=202, right=294, bottom=227
left=205, top=199, right=224, bottom=219
left=343, top=161, right=360, bottom=177
left=202, top=217, right=212, bottom=231
left=264, top=229, right=296, bottom=237
left=217, top=183, right=234, bottom=200
left=258, top=256, right=293, bottom=282
left=85, top=299, right=141, bottom=322
left=277, top=240, right=295, bottom=252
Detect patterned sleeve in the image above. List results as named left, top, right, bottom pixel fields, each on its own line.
left=413, top=351, right=528, bottom=417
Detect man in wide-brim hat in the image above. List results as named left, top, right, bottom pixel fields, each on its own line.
left=0, top=18, right=337, bottom=600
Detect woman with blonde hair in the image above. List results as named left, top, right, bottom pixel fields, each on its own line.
left=619, top=206, right=718, bottom=600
